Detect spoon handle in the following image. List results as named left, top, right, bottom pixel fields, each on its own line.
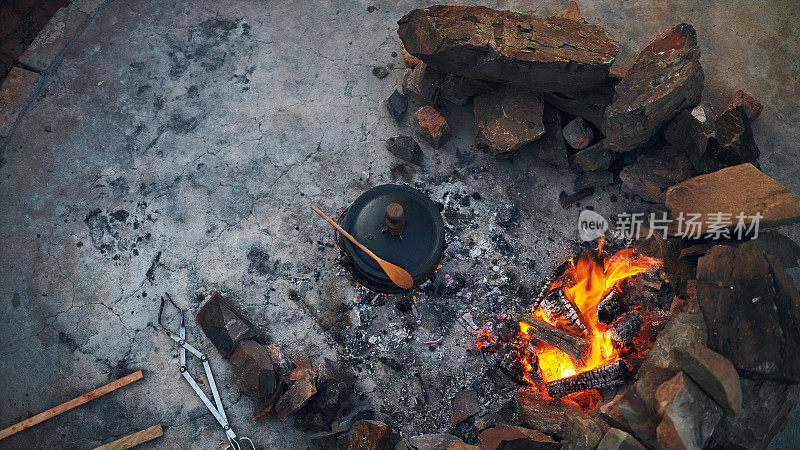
left=310, top=205, right=382, bottom=262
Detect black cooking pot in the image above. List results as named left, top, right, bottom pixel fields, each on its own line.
left=335, top=184, right=445, bottom=293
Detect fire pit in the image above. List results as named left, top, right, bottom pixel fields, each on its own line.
left=477, top=238, right=667, bottom=410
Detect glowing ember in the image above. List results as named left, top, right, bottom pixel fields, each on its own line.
left=476, top=238, right=662, bottom=403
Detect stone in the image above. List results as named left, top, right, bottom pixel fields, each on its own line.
left=604, top=24, right=704, bottom=152
left=477, top=424, right=557, bottom=450
left=712, top=378, right=799, bottom=449
left=308, top=380, right=349, bottom=417
left=70, top=0, right=105, bottom=15
left=473, top=86, right=544, bottom=157
left=317, top=357, right=356, bottom=392
left=686, top=107, right=760, bottom=174
left=596, top=428, right=647, bottom=450
left=401, top=42, right=421, bottom=68
left=724, top=89, right=762, bottom=121
left=196, top=292, right=264, bottom=359
left=0, top=67, right=39, bottom=137
left=495, top=206, right=520, bottom=227
left=655, top=372, right=722, bottom=450
left=385, top=89, right=408, bottom=121
left=619, top=148, right=693, bottom=202
left=446, top=443, right=479, bottom=450
left=348, top=420, right=393, bottom=450
left=19, top=5, right=88, bottom=72
left=535, top=104, right=570, bottom=172
left=752, top=231, right=800, bottom=268
left=265, top=343, right=293, bottom=375
left=562, top=414, right=604, bottom=450
left=414, top=106, right=451, bottom=148
left=397, top=5, right=618, bottom=93
left=563, top=117, right=594, bottom=150
left=274, top=369, right=317, bottom=421
left=402, top=63, right=444, bottom=106
left=697, top=242, right=800, bottom=382
left=671, top=344, right=742, bottom=416
left=440, top=75, right=489, bottom=106
left=516, top=389, right=583, bottom=437
left=691, top=101, right=716, bottom=123
left=385, top=135, right=422, bottom=165
left=408, top=433, right=462, bottom=450
left=450, top=389, right=480, bottom=426
left=574, top=170, right=613, bottom=191
left=569, top=141, right=612, bottom=172
left=561, top=1, right=584, bottom=22
left=306, top=405, right=374, bottom=440
left=230, top=340, right=277, bottom=399
left=372, top=66, right=389, bottom=79
left=474, top=398, right=515, bottom=431
left=542, top=78, right=616, bottom=131
left=665, top=163, right=800, bottom=235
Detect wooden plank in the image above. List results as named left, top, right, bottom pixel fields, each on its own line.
left=0, top=370, right=143, bottom=441
left=93, top=424, right=164, bottom=450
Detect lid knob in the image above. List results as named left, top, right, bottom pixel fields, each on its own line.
left=385, top=203, right=405, bottom=236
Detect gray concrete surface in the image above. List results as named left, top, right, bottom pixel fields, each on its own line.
left=1, top=0, right=798, bottom=448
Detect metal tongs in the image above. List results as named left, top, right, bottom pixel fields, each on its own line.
left=158, top=294, right=255, bottom=450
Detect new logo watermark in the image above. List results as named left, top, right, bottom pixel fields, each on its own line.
left=577, top=210, right=762, bottom=241
left=578, top=210, right=609, bottom=241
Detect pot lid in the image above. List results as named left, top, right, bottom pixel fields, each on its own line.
left=341, top=184, right=445, bottom=285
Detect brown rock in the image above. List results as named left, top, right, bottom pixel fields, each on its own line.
left=574, top=170, right=613, bottom=191
left=619, top=148, right=693, bottom=203
left=672, top=344, right=742, bottom=416
left=402, top=62, right=444, bottom=106
left=440, top=75, right=489, bottom=106
left=712, top=378, right=799, bottom=450
left=655, top=372, right=722, bottom=450
left=348, top=420, right=393, bottom=450
left=414, top=106, right=451, bottom=148
left=535, top=104, right=570, bottom=172
left=562, top=414, right=604, bottom=450
left=450, top=389, right=480, bottom=426
left=697, top=242, right=800, bottom=382
left=401, top=42, right=421, bottom=68
left=317, top=357, right=356, bottom=392
left=604, top=24, right=704, bottom=152
left=686, top=107, right=760, bottom=174
left=724, top=89, right=762, bottom=121
left=0, top=67, right=40, bottom=137
left=516, top=389, right=583, bottom=437
left=478, top=424, right=557, bottom=450
left=397, top=6, right=618, bottom=93
left=446, top=443, right=479, bottom=450
left=230, top=340, right=277, bottom=399
left=542, top=77, right=617, bottom=130
left=665, top=163, right=800, bottom=235
left=563, top=117, right=594, bottom=150
left=691, top=101, right=717, bottom=123
left=596, top=428, right=647, bottom=450
left=473, top=86, right=544, bottom=157
left=474, top=398, right=515, bottom=431
left=561, top=1, right=584, bottom=22
left=196, top=292, right=264, bottom=359
left=569, top=141, right=612, bottom=172
left=752, top=231, right=800, bottom=268
left=274, top=369, right=317, bottom=421
left=408, top=433, right=463, bottom=450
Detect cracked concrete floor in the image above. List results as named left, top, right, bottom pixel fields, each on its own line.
left=1, top=0, right=799, bottom=448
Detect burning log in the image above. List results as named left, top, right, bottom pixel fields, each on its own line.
left=610, top=311, right=644, bottom=348
left=540, top=289, right=590, bottom=337
left=597, top=287, right=627, bottom=324
left=511, top=312, right=590, bottom=361
left=545, top=360, right=631, bottom=399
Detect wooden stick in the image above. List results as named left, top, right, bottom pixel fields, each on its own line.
left=511, top=312, right=590, bottom=361
left=0, top=370, right=143, bottom=441
left=93, top=424, right=163, bottom=450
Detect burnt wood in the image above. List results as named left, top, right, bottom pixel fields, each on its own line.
left=611, top=311, right=644, bottom=348
left=540, top=289, right=590, bottom=337
left=597, top=287, right=627, bottom=324
left=545, top=360, right=630, bottom=398
left=511, top=312, right=590, bottom=361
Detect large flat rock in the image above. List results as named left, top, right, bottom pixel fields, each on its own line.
left=398, top=5, right=617, bottom=93
left=18, top=5, right=88, bottom=72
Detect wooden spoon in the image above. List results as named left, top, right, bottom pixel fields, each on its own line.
left=311, top=205, right=414, bottom=290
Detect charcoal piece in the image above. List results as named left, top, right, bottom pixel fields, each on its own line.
left=500, top=351, right=530, bottom=386
left=545, top=360, right=631, bottom=398
left=384, top=89, right=408, bottom=121
left=496, top=206, right=520, bottom=227
left=385, top=135, right=422, bottom=165
left=230, top=340, right=277, bottom=399
left=195, top=292, right=264, bottom=359
left=597, top=287, right=627, bottom=324
left=611, top=311, right=644, bottom=348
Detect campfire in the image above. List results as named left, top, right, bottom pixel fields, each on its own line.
left=477, top=238, right=666, bottom=409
